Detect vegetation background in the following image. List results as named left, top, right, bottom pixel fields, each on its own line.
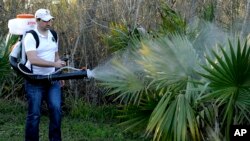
left=1, top=0, right=250, bottom=141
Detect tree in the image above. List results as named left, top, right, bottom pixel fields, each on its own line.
left=241, top=0, right=250, bottom=38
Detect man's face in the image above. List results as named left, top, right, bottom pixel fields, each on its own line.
left=37, top=19, right=52, bottom=31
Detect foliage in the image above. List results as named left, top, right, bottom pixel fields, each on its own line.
left=0, top=99, right=146, bottom=141
left=0, top=35, right=11, bottom=77
left=159, top=4, right=187, bottom=35
left=0, top=0, right=249, bottom=104
left=65, top=96, right=118, bottom=122
left=96, top=3, right=250, bottom=140
left=102, top=22, right=147, bottom=54
left=201, top=2, right=215, bottom=22
left=199, top=38, right=250, bottom=141
left=98, top=23, right=250, bottom=141
left=96, top=34, right=205, bottom=141
left=117, top=90, right=159, bottom=133
left=101, top=22, right=130, bottom=53
left=0, top=34, right=23, bottom=98
left=96, top=4, right=209, bottom=141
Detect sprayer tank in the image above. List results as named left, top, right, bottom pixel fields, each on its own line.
left=8, top=14, right=36, bottom=35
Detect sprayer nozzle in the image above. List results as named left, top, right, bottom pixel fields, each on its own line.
left=86, top=69, right=94, bottom=78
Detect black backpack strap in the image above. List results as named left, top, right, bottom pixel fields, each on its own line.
left=26, top=30, right=39, bottom=48
left=27, top=29, right=57, bottom=47
left=26, top=30, right=39, bottom=73
left=49, top=29, right=58, bottom=42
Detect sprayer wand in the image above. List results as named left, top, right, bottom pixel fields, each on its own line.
left=16, top=62, right=93, bottom=81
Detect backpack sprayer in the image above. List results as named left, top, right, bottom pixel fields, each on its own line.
left=8, top=14, right=93, bottom=82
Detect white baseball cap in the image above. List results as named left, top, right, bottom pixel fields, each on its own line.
left=35, top=9, right=54, bottom=21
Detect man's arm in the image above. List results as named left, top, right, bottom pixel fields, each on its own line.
left=26, top=51, right=66, bottom=68
left=55, top=52, right=60, bottom=62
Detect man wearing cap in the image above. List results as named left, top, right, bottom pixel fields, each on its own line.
left=23, top=8, right=65, bottom=141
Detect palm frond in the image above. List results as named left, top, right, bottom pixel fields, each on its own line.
left=137, top=34, right=201, bottom=88
left=0, top=34, right=18, bottom=78
left=146, top=91, right=201, bottom=141
left=117, top=90, right=158, bottom=134
left=199, top=38, right=250, bottom=140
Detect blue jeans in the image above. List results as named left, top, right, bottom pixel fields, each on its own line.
left=25, top=80, right=62, bottom=141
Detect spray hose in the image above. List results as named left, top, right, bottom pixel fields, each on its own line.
left=9, top=56, right=93, bottom=81
left=16, top=62, right=93, bottom=81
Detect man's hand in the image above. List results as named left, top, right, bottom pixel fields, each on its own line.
left=54, top=60, right=66, bottom=68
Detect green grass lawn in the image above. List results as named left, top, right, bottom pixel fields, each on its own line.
left=0, top=99, right=148, bottom=141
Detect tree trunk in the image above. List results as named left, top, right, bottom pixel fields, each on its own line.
left=189, top=0, right=197, bottom=23
left=214, top=0, right=223, bottom=26
left=241, top=0, right=250, bottom=38
left=132, top=0, right=142, bottom=28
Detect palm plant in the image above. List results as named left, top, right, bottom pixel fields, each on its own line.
left=136, top=35, right=205, bottom=141
left=96, top=21, right=249, bottom=141
left=0, top=35, right=12, bottom=77
left=198, top=38, right=250, bottom=141
left=159, top=4, right=187, bottom=35
left=102, top=22, right=144, bottom=54
left=0, top=34, right=21, bottom=98
left=201, top=2, right=215, bottom=22
left=0, top=34, right=19, bottom=76
left=94, top=34, right=207, bottom=141
left=96, top=3, right=243, bottom=141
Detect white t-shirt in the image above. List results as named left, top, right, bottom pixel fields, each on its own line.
left=24, top=28, right=58, bottom=75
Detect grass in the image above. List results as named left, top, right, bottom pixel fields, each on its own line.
left=0, top=99, right=149, bottom=141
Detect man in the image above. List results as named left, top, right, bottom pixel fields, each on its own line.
left=23, top=8, right=66, bottom=141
